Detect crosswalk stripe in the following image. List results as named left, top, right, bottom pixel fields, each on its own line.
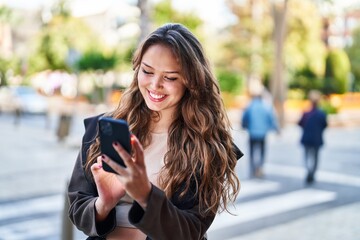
left=0, top=215, right=60, bottom=240
left=238, top=179, right=281, bottom=199
left=208, top=188, right=337, bottom=232
left=0, top=180, right=339, bottom=239
left=0, top=195, right=63, bottom=221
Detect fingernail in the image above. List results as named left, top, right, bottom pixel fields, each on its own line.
left=113, top=141, right=118, bottom=146
left=101, top=154, right=105, bottom=159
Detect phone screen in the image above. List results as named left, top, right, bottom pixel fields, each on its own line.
left=98, top=117, right=131, bottom=173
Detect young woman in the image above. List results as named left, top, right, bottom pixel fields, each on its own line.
left=67, top=23, right=243, bottom=240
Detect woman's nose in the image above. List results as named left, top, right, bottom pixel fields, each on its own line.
left=152, top=75, right=163, bottom=89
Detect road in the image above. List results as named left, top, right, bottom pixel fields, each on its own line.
left=0, top=110, right=359, bottom=240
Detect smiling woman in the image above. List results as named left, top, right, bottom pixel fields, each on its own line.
left=67, top=23, right=242, bottom=240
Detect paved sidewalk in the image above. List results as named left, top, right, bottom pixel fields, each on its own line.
left=227, top=202, right=360, bottom=240
left=1, top=107, right=359, bottom=240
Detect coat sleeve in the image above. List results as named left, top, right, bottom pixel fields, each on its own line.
left=128, top=185, right=215, bottom=240
left=67, top=115, right=117, bottom=237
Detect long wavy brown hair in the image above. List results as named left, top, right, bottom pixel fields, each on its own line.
left=86, top=23, right=240, bottom=215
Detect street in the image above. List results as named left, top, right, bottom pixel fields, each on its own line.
left=0, top=110, right=359, bottom=240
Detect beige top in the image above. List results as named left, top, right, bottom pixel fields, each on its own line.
left=144, top=132, right=168, bottom=187
left=114, top=132, right=168, bottom=231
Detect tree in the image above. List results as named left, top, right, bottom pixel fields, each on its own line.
left=222, top=0, right=329, bottom=125
left=286, top=1, right=326, bottom=78
left=222, top=0, right=273, bottom=83
left=137, top=0, right=151, bottom=43
left=345, top=27, right=360, bottom=92
left=323, top=49, right=351, bottom=94
left=151, top=0, right=203, bottom=33
left=0, top=5, right=20, bottom=86
left=75, top=50, right=119, bottom=103
left=76, top=51, right=118, bottom=72
left=27, top=1, right=102, bottom=74
left=217, top=69, right=243, bottom=95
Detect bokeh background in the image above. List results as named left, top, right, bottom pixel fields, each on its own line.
left=0, top=0, right=359, bottom=239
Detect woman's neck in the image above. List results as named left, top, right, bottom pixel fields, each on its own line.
left=150, top=111, right=173, bottom=134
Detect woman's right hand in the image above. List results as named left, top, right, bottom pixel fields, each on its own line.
left=91, top=156, right=126, bottom=222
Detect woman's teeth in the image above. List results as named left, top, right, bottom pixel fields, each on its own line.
left=150, top=92, right=165, bottom=99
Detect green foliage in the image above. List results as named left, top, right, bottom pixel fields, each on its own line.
left=223, top=0, right=326, bottom=93
left=324, top=49, right=351, bottom=94
left=0, top=6, right=18, bottom=86
left=51, top=0, right=71, bottom=18
left=0, top=57, right=21, bottom=86
left=319, top=99, right=338, bottom=115
left=216, top=69, right=243, bottom=95
left=287, top=89, right=305, bottom=100
left=28, top=15, right=102, bottom=74
left=76, top=51, right=118, bottom=72
left=222, top=0, right=273, bottom=79
left=0, top=5, right=13, bottom=23
left=285, top=0, right=326, bottom=76
left=121, top=44, right=137, bottom=65
left=345, top=27, right=360, bottom=92
left=289, top=67, right=324, bottom=96
left=152, top=0, right=203, bottom=32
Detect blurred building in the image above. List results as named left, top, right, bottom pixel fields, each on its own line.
left=320, top=1, right=360, bottom=49
left=344, top=6, right=360, bottom=46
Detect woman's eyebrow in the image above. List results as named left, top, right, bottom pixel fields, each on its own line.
left=141, top=62, right=180, bottom=74
left=141, top=62, right=153, bottom=69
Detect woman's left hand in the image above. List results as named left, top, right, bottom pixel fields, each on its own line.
left=102, top=134, right=152, bottom=209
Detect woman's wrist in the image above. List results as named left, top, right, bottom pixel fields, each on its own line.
left=137, top=182, right=152, bottom=210
left=95, top=197, right=111, bottom=222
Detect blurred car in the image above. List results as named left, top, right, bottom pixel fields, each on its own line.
left=0, top=86, right=49, bottom=114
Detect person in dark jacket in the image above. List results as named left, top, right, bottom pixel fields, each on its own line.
left=67, top=23, right=243, bottom=240
left=298, top=90, right=327, bottom=184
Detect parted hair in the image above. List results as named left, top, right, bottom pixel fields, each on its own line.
left=86, top=23, right=240, bottom=215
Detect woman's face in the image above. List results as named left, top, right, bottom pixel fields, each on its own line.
left=138, top=44, right=186, bottom=117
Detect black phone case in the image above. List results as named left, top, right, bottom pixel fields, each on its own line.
left=98, top=117, right=131, bottom=173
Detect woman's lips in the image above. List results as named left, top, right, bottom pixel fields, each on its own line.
left=148, top=90, right=167, bottom=102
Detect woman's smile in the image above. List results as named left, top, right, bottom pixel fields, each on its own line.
left=148, top=90, right=168, bottom=102
left=138, top=44, right=186, bottom=115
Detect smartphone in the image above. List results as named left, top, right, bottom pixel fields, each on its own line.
left=98, top=117, right=131, bottom=173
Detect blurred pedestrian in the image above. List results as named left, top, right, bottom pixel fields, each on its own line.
left=241, top=84, right=279, bottom=178
left=67, top=23, right=243, bottom=240
left=298, top=90, right=327, bottom=184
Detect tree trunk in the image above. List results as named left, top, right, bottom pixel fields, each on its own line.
left=271, top=0, right=288, bottom=128
left=137, top=0, right=151, bottom=44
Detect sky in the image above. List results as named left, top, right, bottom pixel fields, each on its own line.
left=1, top=0, right=359, bottom=8
left=0, top=0, right=233, bottom=28
left=1, top=0, right=359, bottom=27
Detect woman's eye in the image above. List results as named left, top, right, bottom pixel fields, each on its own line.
left=165, top=77, right=177, bottom=81
left=142, top=69, right=152, bottom=75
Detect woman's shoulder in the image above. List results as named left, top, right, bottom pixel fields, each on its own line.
left=81, top=113, right=104, bottom=144
left=83, top=113, right=105, bottom=129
